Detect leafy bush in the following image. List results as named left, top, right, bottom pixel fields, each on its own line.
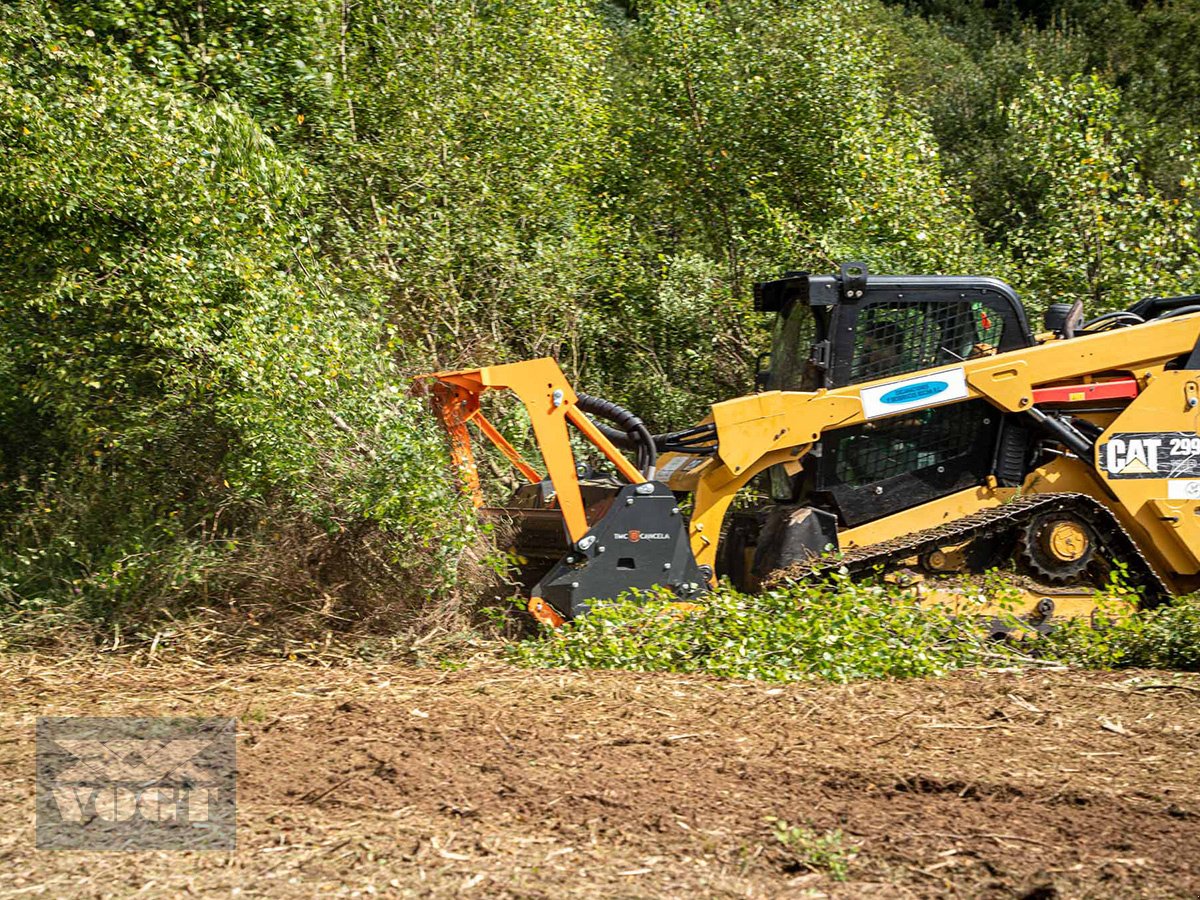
left=508, top=576, right=1016, bottom=682
left=584, top=0, right=991, bottom=427
left=509, top=575, right=1200, bottom=684
left=1000, top=71, right=1200, bottom=312
left=8, top=0, right=1200, bottom=647
left=0, top=4, right=472, bottom=638
left=1041, top=595, right=1200, bottom=672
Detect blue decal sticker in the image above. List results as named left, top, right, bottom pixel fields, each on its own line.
left=879, top=381, right=948, bottom=405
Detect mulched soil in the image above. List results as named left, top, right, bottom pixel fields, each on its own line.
left=1, top=657, right=1198, bottom=897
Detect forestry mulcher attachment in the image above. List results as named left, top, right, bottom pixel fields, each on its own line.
left=418, top=263, right=1200, bottom=629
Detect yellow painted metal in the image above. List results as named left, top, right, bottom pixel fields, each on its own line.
left=838, top=486, right=1016, bottom=550
left=915, top=585, right=1129, bottom=623
left=966, top=358, right=1032, bottom=412
left=1089, top=370, right=1200, bottom=576
left=1020, top=453, right=1188, bottom=590
left=659, top=452, right=716, bottom=492
left=710, top=392, right=860, bottom=476
left=686, top=312, right=1200, bottom=585
left=689, top=448, right=800, bottom=572
left=425, top=308, right=1200, bottom=598
left=1147, top=499, right=1200, bottom=573
left=1044, top=520, right=1090, bottom=562
left=925, top=541, right=970, bottom=572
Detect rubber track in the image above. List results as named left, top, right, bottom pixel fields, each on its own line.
left=781, top=493, right=1170, bottom=607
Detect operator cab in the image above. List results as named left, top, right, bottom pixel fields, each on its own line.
left=753, top=263, right=1036, bottom=527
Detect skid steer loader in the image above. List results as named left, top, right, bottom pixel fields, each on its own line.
left=417, top=263, right=1200, bottom=629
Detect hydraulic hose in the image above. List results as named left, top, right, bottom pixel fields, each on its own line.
left=574, top=393, right=720, bottom=479
left=1024, top=406, right=1096, bottom=462
left=1081, top=310, right=1144, bottom=332
left=575, top=393, right=658, bottom=478
left=1157, top=304, right=1200, bottom=320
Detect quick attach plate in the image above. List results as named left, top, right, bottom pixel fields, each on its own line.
left=532, top=481, right=708, bottom=621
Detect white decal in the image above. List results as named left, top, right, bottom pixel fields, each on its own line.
left=658, top=455, right=706, bottom=481
left=1168, top=480, right=1200, bottom=500
left=860, top=367, right=969, bottom=420
left=657, top=455, right=691, bottom=479
left=613, top=530, right=670, bottom=542
left=1101, top=431, right=1200, bottom=478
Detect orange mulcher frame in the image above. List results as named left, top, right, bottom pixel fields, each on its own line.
left=416, top=358, right=653, bottom=623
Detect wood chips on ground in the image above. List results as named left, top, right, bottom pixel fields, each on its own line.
left=0, top=657, right=1198, bottom=897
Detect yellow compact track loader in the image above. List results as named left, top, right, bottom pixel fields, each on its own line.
left=418, top=263, right=1200, bottom=630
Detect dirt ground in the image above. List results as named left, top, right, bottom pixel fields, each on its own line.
left=1, top=658, right=1199, bottom=898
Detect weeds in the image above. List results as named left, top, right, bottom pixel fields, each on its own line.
left=767, top=818, right=858, bottom=880
left=1040, top=594, right=1200, bottom=671
left=508, top=568, right=1200, bottom=682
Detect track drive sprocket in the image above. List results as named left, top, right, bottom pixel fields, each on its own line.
left=1018, top=511, right=1097, bottom=583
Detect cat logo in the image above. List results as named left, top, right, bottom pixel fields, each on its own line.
left=1105, top=436, right=1162, bottom=476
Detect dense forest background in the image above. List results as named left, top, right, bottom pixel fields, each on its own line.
left=4, top=0, right=1200, bottom=639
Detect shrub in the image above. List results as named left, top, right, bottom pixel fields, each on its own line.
left=508, top=576, right=1016, bottom=682
left=0, top=5, right=472, bottom=639
left=1041, top=595, right=1200, bottom=671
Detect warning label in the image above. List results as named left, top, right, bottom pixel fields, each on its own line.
left=1099, top=431, right=1200, bottom=479
left=657, top=455, right=706, bottom=480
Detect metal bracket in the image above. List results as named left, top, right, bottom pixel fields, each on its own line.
left=532, top=481, right=708, bottom=621
left=810, top=339, right=831, bottom=370
left=1184, top=335, right=1200, bottom=370
left=840, top=261, right=869, bottom=300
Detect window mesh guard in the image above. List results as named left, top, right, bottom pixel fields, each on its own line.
left=849, top=301, right=1004, bottom=384
left=829, top=402, right=985, bottom=488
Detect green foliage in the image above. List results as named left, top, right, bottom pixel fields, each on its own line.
left=1042, top=596, right=1200, bottom=671
left=508, top=575, right=1200, bottom=683
left=768, top=818, right=858, bottom=881
left=585, top=0, right=988, bottom=424
left=889, top=0, right=1200, bottom=316
left=321, top=0, right=613, bottom=368
left=8, top=0, right=1200, bottom=643
left=1000, top=72, right=1200, bottom=311
left=607, top=0, right=983, bottom=278
left=52, top=0, right=334, bottom=135
left=0, top=3, right=470, bottom=631
left=508, top=577, right=1014, bottom=682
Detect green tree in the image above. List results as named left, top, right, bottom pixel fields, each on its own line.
left=0, top=3, right=468, bottom=630
left=318, top=0, right=613, bottom=370
left=1000, top=72, right=1200, bottom=311
left=583, top=0, right=988, bottom=426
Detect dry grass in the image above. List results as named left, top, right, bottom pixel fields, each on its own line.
left=0, top=508, right=518, bottom=661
